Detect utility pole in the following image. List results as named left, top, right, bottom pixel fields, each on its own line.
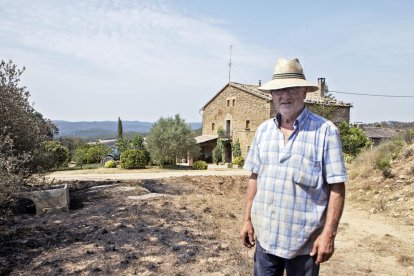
left=228, top=45, right=232, bottom=83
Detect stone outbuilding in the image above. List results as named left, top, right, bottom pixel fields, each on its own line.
left=362, top=127, right=399, bottom=146
left=196, top=79, right=352, bottom=162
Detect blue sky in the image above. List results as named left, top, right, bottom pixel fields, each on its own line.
left=1, top=0, right=413, bottom=123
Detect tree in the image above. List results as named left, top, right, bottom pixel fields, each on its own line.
left=58, top=136, right=86, bottom=163
left=86, top=144, right=111, bottom=164
left=338, top=122, right=372, bottom=156
left=0, top=60, right=57, bottom=216
left=212, top=127, right=226, bottom=164
left=146, top=114, right=200, bottom=166
left=117, top=117, right=123, bottom=139
left=129, top=135, right=145, bottom=150
left=37, top=141, right=69, bottom=170
left=232, top=139, right=242, bottom=158
left=0, top=60, right=57, bottom=161
left=73, top=146, right=88, bottom=169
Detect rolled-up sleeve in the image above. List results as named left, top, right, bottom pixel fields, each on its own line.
left=323, top=125, right=348, bottom=184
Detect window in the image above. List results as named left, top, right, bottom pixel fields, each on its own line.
left=232, top=99, right=235, bottom=106
left=227, top=100, right=230, bottom=107
left=212, top=123, right=215, bottom=131
left=245, top=120, right=250, bottom=130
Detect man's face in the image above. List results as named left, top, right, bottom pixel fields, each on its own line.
left=271, top=87, right=307, bottom=118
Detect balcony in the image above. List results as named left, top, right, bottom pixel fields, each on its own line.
left=224, top=129, right=233, bottom=140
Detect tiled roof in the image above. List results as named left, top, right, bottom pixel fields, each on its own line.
left=195, top=135, right=218, bottom=144
left=229, top=82, right=271, bottom=101
left=362, top=127, right=399, bottom=139
left=230, top=82, right=352, bottom=107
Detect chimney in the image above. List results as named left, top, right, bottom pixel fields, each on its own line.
left=318, top=78, right=326, bottom=98
left=258, top=80, right=262, bottom=86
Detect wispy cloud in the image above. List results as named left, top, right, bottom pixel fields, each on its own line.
left=0, top=0, right=274, bottom=120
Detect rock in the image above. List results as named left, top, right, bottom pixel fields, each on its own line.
left=369, top=208, right=377, bottom=214
left=396, top=180, right=405, bottom=184
left=176, top=241, right=189, bottom=246
left=399, top=175, right=407, bottom=179
left=219, top=243, right=229, bottom=250
left=104, top=244, right=116, bottom=251
left=149, top=236, right=158, bottom=242
left=141, top=256, right=163, bottom=264
left=385, top=185, right=390, bottom=189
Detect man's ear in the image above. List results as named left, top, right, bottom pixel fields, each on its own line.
left=302, top=87, right=308, bottom=98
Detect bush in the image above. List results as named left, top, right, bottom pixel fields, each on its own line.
left=104, top=160, right=117, bottom=168
left=343, top=153, right=354, bottom=163
left=120, top=149, right=148, bottom=169
left=338, top=122, right=372, bottom=156
left=232, top=156, right=245, bottom=167
left=212, top=145, right=223, bottom=164
left=37, top=140, right=69, bottom=170
left=192, top=160, right=208, bottom=170
left=232, top=139, right=242, bottom=158
left=376, top=155, right=390, bottom=171
left=86, top=144, right=111, bottom=164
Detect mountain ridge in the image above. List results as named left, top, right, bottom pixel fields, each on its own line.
left=53, top=120, right=202, bottom=140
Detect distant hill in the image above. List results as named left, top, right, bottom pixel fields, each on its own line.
left=53, top=120, right=202, bottom=140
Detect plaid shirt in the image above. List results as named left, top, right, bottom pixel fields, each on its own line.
left=244, top=107, right=347, bottom=259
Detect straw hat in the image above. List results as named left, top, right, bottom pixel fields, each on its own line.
left=259, top=58, right=318, bottom=92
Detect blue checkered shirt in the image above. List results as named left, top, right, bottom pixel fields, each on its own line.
left=244, top=108, right=347, bottom=259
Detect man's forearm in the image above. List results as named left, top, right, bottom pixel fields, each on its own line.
left=322, top=182, right=345, bottom=237
left=243, top=173, right=258, bottom=222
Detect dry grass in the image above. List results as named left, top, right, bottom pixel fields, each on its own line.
left=397, top=255, right=414, bottom=267
left=347, top=148, right=381, bottom=180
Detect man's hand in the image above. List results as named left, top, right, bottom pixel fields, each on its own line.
left=240, top=220, right=255, bottom=248
left=310, top=232, right=335, bottom=264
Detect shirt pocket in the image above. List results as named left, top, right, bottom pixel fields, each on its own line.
left=291, top=156, right=321, bottom=188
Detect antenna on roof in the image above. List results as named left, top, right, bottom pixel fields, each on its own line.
left=228, top=45, right=232, bottom=83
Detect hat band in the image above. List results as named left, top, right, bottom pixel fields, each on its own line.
left=272, top=73, right=305, bottom=80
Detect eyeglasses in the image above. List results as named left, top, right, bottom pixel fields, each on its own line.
left=270, top=87, right=303, bottom=96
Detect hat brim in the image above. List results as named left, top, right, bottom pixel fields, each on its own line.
left=258, top=79, right=319, bottom=92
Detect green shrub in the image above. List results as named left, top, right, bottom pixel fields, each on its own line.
left=192, top=160, right=208, bottom=170
left=87, top=144, right=111, bottom=164
left=104, top=160, right=117, bottom=168
left=232, top=139, right=242, bottom=158
left=343, top=153, right=354, bottom=163
left=212, top=145, right=223, bottom=164
left=338, top=122, right=372, bottom=156
left=232, top=156, right=245, bottom=167
left=376, top=155, right=390, bottom=171
left=120, top=149, right=148, bottom=169
left=400, top=129, right=414, bottom=144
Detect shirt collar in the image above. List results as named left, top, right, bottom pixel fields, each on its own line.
left=273, top=107, right=310, bottom=129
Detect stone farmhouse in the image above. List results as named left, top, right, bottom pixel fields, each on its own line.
left=196, top=78, right=352, bottom=163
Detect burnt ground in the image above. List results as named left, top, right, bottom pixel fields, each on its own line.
left=1, top=174, right=414, bottom=275
left=0, top=176, right=252, bottom=275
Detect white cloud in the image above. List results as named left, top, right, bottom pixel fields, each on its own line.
left=0, top=0, right=275, bottom=121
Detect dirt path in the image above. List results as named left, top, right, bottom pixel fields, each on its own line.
left=2, top=173, right=413, bottom=275
left=46, top=168, right=250, bottom=181
left=322, top=204, right=414, bottom=275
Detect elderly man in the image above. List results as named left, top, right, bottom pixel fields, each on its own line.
left=240, top=58, right=347, bottom=276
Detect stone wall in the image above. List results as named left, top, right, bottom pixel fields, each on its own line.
left=202, top=84, right=272, bottom=158
left=201, top=84, right=351, bottom=161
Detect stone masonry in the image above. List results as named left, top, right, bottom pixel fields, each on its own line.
left=199, top=81, right=352, bottom=160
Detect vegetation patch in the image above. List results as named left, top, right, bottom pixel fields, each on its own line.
left=192, top=160, right=208, bottom=170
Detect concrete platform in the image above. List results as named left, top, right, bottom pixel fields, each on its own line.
left=20, top=184, right=70, bottom=214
